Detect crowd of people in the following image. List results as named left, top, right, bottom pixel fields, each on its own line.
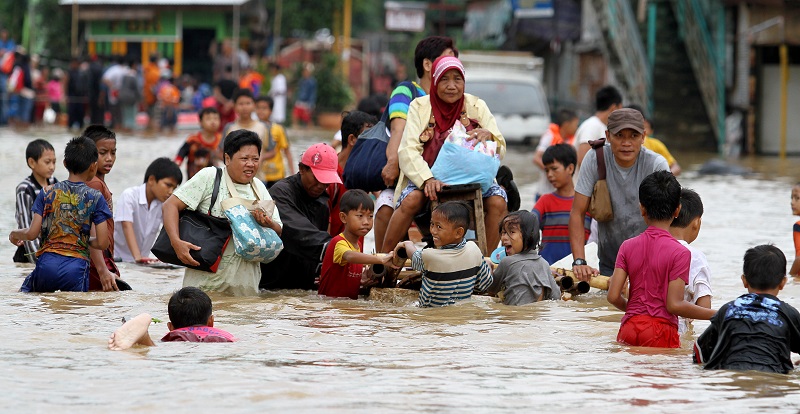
left=6, top=34, right=800, bottom=375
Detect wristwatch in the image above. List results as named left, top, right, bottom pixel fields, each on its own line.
left=572, top=258, right=587, bottom=267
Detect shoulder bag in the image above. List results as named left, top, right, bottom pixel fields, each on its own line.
left=343, top=81, right=419, bottom=192
left=220, top=172, right=283, bottom=263
left=588, top=138, right=613, bottom=222
left=151, top=167, right=232, bottom=272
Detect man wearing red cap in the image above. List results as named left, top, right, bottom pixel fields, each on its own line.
left=260, top=143, right=342, bottom=290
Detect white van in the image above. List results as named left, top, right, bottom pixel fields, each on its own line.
left=465, top=73, right=550, bottom=145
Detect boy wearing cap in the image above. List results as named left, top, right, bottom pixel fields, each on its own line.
left=260, top=143, right=342, bottom=290
left=568, top=108, right=670, bottom=280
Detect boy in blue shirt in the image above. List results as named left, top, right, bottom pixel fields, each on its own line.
left=9, top=137, right=113, bottom=292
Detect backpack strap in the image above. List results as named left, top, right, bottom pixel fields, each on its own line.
left=588, top=138, right=607, bottom=180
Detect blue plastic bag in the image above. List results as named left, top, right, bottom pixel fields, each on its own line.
left=223, top=203, right=283, bottom=264
left=430, top=141, right=500, bottom=194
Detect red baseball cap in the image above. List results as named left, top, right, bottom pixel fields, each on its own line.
left=300, top=143, right=341, bottom=184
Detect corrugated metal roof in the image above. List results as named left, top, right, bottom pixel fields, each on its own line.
left=59, top=0, right=249, bottom=6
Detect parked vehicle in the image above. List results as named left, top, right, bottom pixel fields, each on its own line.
left=461, top=51, right=550, bottom=145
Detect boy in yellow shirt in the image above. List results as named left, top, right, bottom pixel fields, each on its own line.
left=255, top=95, right=294, bottom=188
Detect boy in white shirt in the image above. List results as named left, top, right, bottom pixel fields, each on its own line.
left=574, top=85, right=623, bottom=167
left=669, top=188, right=713, bottom=334
left=114, top=158, right=183, bottom=262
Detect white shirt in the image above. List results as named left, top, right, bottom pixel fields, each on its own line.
left=677, top=240, right=714, bottom=334
left=535, top=129, right=555, bottom=197
left=269, top=73, right=287, bottom=123
left=574, top=115, right=607, bottom=146
left=113, top=184, right=164, bottom=262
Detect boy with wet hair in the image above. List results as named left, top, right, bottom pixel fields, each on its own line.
left=114, top=157, right=183, bottom=263
left=221, top=88, right=270, bottom=159
left=533, top=143, right=591, bottom=264
left=108, top=286, right=236, bottom=350
left=669, top=188, right=713, bottom=334
left=397, top=201, right=493, bottom=307
left=254, top=95, right=293, bottom=188
left=10, top=137, right=112, bottom=292
left=83, top=124, right=122, bottom=291
left=319, top=189, right=394, bottom=299
left=14, top=139, right=58, bottom=263
left=607, top=170, right=715, bottom=348
left=694, top=245, right=800, bottom=374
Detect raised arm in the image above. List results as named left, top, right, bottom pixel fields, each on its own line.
left=569, top=193, right=597, bottom=281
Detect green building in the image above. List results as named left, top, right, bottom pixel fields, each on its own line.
left=60, top=0, right=251, bottom=82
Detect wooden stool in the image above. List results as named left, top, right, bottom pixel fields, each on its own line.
left=431, top=183, right=488, bottom=256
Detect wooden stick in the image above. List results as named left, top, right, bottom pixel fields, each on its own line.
left=551, top=267, right=610, bottom=291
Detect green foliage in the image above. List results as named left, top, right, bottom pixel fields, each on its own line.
left=0, top=0, right=73, bottom=61
left=314, top=53, right=353, bottom=112
left=268, top=0, right=382, bottom=38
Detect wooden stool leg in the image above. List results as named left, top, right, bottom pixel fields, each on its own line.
left=473, top=188, right=488, bottom=256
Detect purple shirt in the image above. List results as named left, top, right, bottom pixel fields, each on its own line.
left=615, top=226, right=690, bottom=327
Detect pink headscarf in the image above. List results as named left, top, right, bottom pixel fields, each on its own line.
left=430, top=56, right=466, bottom=135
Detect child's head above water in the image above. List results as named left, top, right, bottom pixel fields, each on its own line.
left=255, top=95, right=273, bottom=122
left=339, top=189, right=375, bottom=238
left=670, top=188, right=703, bottom=243
left=638, top=170, right=681, bottom=222
left=167, top=287, right=214, bottom=330
left=198, top=106, right=221, bottom=132
left=340, top=110, right=377, bottom=150
left=26, top=139, right=56, bottom=181
left=81, top=124, right=116, bottom=177
left=499, top=210, right=540, bottom=256
left=430, top=201, right=471, bottom=247
left=63, top=136, right=98, bottom=176
left=791, top=183, right=800, bottom=216
left=143, top=157, right=183, bottom=203
left=742, top=244, right=787, bottom=294
left=542, top=143, right=577, bottom=190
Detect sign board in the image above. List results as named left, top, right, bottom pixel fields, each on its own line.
left=385, top=2, right=426, bottom=32
left=512, top=0, right=554, bottom=18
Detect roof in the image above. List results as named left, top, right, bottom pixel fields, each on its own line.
left=59, top=0, right=249, bottom=5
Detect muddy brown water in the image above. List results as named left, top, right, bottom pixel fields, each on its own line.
left=2, top=127, right=800, bottom=412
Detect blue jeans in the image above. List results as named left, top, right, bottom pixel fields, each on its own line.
left=20, top=252, right=90, bottom=292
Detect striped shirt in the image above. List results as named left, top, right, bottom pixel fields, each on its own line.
left=532, top=192, right=591, bottom=264
left=387, top=81, right=426, bottom=122
left=412, top=238, right=493, bottom=307
left=14, top=174, right=57, bottom=263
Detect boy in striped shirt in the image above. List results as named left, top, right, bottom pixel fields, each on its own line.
left=14, top=139, right=58, bottom=263
left=532, top=143, right=591, bottom=264
left=398, top=201, right=492, bottom=307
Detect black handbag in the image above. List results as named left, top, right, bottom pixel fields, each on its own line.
left=151, top=167, right=232, bottom=272
left=343, top=81, right=419, bottom=192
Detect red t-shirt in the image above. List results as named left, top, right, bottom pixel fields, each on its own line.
left=86, top=176, right=119, bottom=290
left=616, top=226, right=690, bottom=327
left=319, top=234, right=364, bottom=299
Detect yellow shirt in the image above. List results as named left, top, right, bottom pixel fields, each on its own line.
left=394, top=93, right=506, bottom=201
left=259, top=123, right=290, bottom=182
left=333, top=235, right=359, bottom=265
left=643, top=136, right=676, bottom=166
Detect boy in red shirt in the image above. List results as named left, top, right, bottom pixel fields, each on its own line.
left=174, top=107, right=222, bottom=179
left=607, top=170, right=716, bottom=348
left=319, top=189, right=394, bottom=299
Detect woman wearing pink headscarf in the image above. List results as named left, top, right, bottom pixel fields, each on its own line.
left=382, top=56, right=507, bottom=253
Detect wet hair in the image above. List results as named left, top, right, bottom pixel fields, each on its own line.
left=255, top=95, right=273, bottom=109
left=556, top=109, right=578, bottom=126
left=356, top=95, right=387, bottom=119
left=542, top=143, right=577, bottom=171
left=198, top=106, right=219, bottom=122
left=596, top=86, right=623, bottom=112
left=671, top=188, right=703, bottom=228
left=143, top=157, right=183, bottom=184
left=499, top=210, right=540, bottom=253
left=414, top=36, right=458, bottom=78
left=63, top=136, right=98, bottom=174
left=340, top=110, right=377, bottom=150
left=743, top=244, right=786, bottom=290
left=82, top=124, right=116, bottom=142
left=26, top=139, right=55, bottom=162
left=339, top=189, right=374, bottom=214
left=223, top=129, right=261, bottom=158
left=638, top=170, right=681, bottom=221
left=432, top=201, right=471, bottom=231
left=167, top=286, right=213, bottom=329
left=216, top=79, right=238, bottom=100
left=232, top=88, right=254, bottom=104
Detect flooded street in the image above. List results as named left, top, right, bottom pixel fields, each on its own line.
left=2, top=126, right=800, bottom=412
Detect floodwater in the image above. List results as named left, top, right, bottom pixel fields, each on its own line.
left=2, top=126, right=800, bottom=413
